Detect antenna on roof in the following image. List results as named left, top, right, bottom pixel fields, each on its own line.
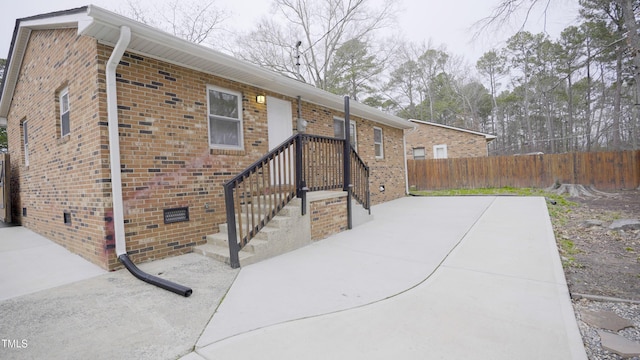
left=295, top=40, right=302, bottom=78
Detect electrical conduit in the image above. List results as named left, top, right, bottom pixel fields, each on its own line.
left=106, top=26, right=192, bottom=297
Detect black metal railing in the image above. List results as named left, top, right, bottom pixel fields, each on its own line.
left=350, top=148, right=370, bottom=213
left=299, top=134, right=344, bottom=192
left=223, top=133, right=370, bottom=268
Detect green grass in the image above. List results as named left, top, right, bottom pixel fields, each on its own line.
left=560, top=239, right=580, bottom=255
left=558, top=237, right=583, bottom=268
left=409, top=187, right=576, bottom=226
left=410, top=186, right=570, bottom=203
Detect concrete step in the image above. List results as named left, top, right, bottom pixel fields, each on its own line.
left=201, top=197, right=308, bottom=267
left=215, top=216, right=297, bottom=246
left=206, top=232, right=271, bottom=254
left=265, top=215, right=297, bottom=229
left=192, top=243, right=254, bottom=265
left=217, top=201, right=301, bottom=234
left=206, top=232, right=231, bottom=248
left=253, top=226, right=282, bottom=241
left=239, top=201, right=300, bottom=218
left=218, top=214, right=296, bottom=235
left=243, top=239, right=269, bottom=253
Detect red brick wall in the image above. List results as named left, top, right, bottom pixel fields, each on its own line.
left=101, top=47, right=278, bottom=268
left=7, top=29, right=111, bottom=266
left=405, top=123, right=489, bottom=159
left=310, top=195, right=348, bottom=240
left=108, top=50, right=407, bottom=266
left=7, top=28, right=408, bottom=270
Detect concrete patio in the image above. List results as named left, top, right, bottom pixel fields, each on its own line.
left=0, top=196, right=587, bottom=359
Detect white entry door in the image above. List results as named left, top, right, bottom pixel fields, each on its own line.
left=267, top=97, right=293, bottom=185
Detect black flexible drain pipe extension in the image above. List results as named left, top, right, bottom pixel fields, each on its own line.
left=118, top=254, right=193, bottom=297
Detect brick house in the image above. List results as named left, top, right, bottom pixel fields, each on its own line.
left=0, top=6, right=413, bottom=270
left=405, top=119, right=496, bottom=160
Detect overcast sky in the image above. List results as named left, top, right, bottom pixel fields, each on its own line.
left=1, top=0, right=580, bottom=68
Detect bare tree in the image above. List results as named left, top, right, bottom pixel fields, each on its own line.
left=474, top=0, right=555, bottom=35
left=120, top=0, right=229, bottom=45
left=233, top=0, right=398, bottom=89
left=617, top=0, right=640, bottom=137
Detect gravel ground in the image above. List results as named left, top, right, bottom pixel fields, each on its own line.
left=549, top=189, right=640, bottom=359
left=573, top=299, right=640, bottom=360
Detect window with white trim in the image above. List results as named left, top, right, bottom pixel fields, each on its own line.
left=207, top=86, right=243, bottom=149
left=23, top=120, right=29, bottom=166
left=413, top=147, right=425, bottom=160
left=59, top=87, right=70, bottom=137
left=373, top=127, right=383, bottom=159
left=434, top=144, right=448, bottom=159
left=333, top=117, right=357, bottom=150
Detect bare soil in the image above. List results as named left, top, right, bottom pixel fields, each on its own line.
left=554, top=189, right=640, bottom=301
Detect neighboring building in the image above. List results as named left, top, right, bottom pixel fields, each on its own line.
left=0, top=6, right=413, bottom=270
left=405, top=119, right=496, bottom=160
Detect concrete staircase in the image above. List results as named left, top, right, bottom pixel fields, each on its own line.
left=193, top=197, right=311, bottom=267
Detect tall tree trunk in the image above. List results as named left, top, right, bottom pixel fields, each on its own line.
left=585, top=43, right=593, bottom=151
left=567, top=69, right=574, bottom=152
left=617, top=0, right=640, bottom=130
left=613, top=51, right=623, bottom=149
left=546, top=96, right=555, bottom=153
left=524, top=63, right=532, bottom=152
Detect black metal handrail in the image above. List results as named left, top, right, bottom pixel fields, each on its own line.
left=350, top=148, right=370, bottom=213
left=223, top=133, right=370, bottom=268
left=223, top=134, right=298, bottom=268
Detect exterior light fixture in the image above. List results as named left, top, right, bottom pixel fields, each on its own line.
left=256, top=95, right=266, bottom=104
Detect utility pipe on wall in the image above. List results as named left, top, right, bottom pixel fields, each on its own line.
left=106, top=26, right=192, bottom=297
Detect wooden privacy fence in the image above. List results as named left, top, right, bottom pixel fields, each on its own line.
left=407, top=150, right=640, bottom=191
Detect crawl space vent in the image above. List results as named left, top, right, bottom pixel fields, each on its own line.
left=164, top=207, right=189, bottom=224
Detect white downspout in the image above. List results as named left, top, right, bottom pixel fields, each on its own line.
left=102, top=25, right=191, bottom=297
left=403, top=122, right=417, bottom=195
left=106, top=26, right=131, bottom=256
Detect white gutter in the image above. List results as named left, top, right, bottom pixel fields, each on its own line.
left=106, top=26, right=131, bottom=256
left=409, top=119, right=496, bottom=140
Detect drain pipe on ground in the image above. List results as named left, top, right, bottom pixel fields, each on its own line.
left=106, top=26, right=192, bottom=297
